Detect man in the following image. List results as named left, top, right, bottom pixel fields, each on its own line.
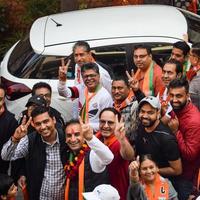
left=96, top=107, right=134, bottom=200
left=126, top=59, right=182, bottom=123
left=72, top=40, right=112, bottom=93
left=64, top=118, right=114, bottom=200
left=168, top=78, right=200, bottom=200
left=162, top=59, right=183, bottom=89
left=58, top=62, right=113, bottom=131
left=1, top=106, right=68, bottom=200
left=32, top=82, right=65, bottom=126
left=134, top=96, right=182, bottom=177
left=133, top=44, right=164, bottom=96
left=170, top=41, right=190, bottom=76
left=187, top=42, right=200, bottom=110
left=159, top=59, right=183, bottom=121
left=0, top=84, right=18, bottom=174
left=11, top=95, right=47, bottom=186
left=112, top=76, right=138, bottom=136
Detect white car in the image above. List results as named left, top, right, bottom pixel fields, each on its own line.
left=0, top=5, right=200, bottom=121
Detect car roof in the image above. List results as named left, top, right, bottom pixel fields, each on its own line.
left=30, top=5, right=187, bottom=55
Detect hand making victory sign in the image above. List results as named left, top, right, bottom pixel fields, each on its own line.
left=114, top=115, right=126, bottom=142
left=126, top=70, right=139, bottom=92
left=79, top=116, right=93, bottom=141
left=12, top=115, right=32, bottom=142
left=58, top=58, right=71, bottom=82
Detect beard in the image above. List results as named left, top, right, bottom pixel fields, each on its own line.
left=140, top=117, right=158, bottom=128
left=170, top=100, right=187, bottom=112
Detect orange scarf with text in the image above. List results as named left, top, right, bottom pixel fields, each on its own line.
left=143, top=174, right=169, bottom=200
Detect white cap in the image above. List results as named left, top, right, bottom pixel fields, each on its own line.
left=138, top=96, right=161, bottom=110
left=196, top=196, right=200, bottom=200
left=82, top=184, right=120, bottom=200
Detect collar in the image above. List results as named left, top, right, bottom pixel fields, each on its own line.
left=41, top=130, right=60, bottom=146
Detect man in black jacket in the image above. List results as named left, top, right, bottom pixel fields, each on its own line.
left=0, top=84, right=18, bottom=174
left=1, top=106, right=68, bottom=200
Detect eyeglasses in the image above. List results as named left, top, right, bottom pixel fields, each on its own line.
left=82, top=74, right=98, bottom=79
left=99, top=120, right=115, bottom=126
left=39, top=93, right=51, bottom=98
left=133, top=54, right=148, bottom=59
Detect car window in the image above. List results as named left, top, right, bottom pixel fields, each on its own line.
left=8, top=40, right=173, bottom=79
left=179, top=9, right=200, bottom=44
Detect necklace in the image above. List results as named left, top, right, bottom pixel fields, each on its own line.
left=64, top=143, right=90, bottom=179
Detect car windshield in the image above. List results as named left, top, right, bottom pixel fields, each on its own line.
left=178, top=9, right=200, bottom=44
left=8, top=35, right=41, bottom=78
left=8, top=36, right=75, bottom=79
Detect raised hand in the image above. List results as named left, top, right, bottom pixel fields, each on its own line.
left=58, top=58, right=71, bottom=82
left=114, top=115, right=126, bottom=142
left=79, top=117, right=93, bottom=141
left=12, top=115, right=32, bottom=142
left=129, top=156, right=140, bottom=178
left=168, top=115, right=179, bottom=134
left=126, top=70, right=139, bottom=92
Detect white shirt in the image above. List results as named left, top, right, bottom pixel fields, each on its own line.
left=86, top=135, right=114, bottom=173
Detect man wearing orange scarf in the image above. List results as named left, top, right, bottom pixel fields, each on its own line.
left=64, top=118, right=114, bottom=200
left=96, top=107, right=135, bottom=200
left=58, top=62, right=113, bottom=131
left=112, top=76, right=138, bottom=139
left=133, top=44, right=164, bottom=96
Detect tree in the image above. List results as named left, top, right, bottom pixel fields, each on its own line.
left=60, top=0, right=79, bottom=11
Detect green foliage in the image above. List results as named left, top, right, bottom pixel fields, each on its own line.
left=0, top=2, right=8, bottom=34
left=0, top=0, right=60, bottom=60
left=0, top=31, right=24, bottom=58
left=23, top=0, right=60, bottom=25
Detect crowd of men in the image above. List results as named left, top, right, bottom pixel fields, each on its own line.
left=0, top=40, right=200, bottom=200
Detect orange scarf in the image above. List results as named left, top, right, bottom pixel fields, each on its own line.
left=64, top=144, right=90, bottom=200
left=81, top=85, right=101, bottom=123
left=114, top=91, right=134, bottom=112
left=65, top=159, right=84, bottom=200
left=135, top=61, right=154, bottom=96
left=96, top=132, right=117, bottom=147
left=143, top=174, right=169, bottom=200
